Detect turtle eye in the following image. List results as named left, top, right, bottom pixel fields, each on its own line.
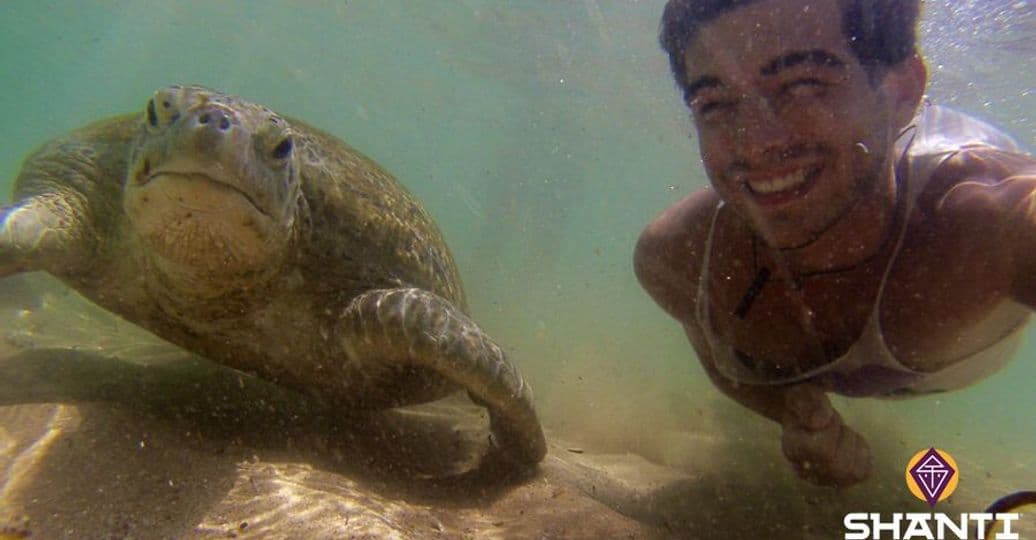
left=272, top=137, right=293, bottom=160
left=146, top=99, right=158, bottom=127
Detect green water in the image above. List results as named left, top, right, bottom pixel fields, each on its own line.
left=1, top=1, right=1033, bottom=537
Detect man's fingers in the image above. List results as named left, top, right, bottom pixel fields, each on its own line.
left=782, top=419, right=872, bottom=487
left=839, top=423, right=873, bottom=485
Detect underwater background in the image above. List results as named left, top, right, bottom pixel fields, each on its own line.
left=0, top=1, right=1033, bottom=537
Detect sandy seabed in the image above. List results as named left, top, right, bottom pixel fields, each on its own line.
left=0, top=274, right=1032, bottom=539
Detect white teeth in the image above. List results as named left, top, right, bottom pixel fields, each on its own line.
left=749, top=169, right=807, bottom=194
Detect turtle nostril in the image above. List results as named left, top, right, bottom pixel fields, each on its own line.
left=272, top=137, right=294, bottom=160
left=194, top=108, right=234, bottom=132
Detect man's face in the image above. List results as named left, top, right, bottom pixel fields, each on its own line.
left=684, top=0, right=902, bottom=248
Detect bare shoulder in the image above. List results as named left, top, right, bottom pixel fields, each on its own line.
left=912, top=145, right=1036, bottom=304
left=921, top=145, right=1036, bottom=217
left=633, top=189, right=721, bottom=321
left=634, top=189, right=720, bottom=280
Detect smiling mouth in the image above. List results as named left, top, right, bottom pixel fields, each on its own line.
left=744, top=165, right=822, bottom=203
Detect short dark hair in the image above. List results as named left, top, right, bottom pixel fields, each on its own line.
left=659, top=0, right=921, bottom=100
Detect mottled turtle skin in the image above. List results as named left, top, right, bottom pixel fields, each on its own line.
left=0, top=85, right=545, bottom=466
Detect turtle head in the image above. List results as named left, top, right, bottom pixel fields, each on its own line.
left=125, top=85, right=301, bottom=293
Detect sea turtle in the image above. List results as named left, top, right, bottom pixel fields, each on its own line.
left=0, top=85, right=545, bottom=467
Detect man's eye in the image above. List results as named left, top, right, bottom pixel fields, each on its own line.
left=695, top=100, right=734, bottom=118
left=780, top=78, right=829, bottom=98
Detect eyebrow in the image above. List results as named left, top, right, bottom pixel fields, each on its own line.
left=760, top=49, right=845, bottom=76
left=684, top=49, right=845, bottom=103
left=684, top=75, right=721, bottom=102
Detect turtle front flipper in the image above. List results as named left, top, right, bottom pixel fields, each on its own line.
left=0, top=194, right=87, bottom=278
left=341, top=288, right=547, bottom=467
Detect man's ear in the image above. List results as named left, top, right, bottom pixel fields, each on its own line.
left=880, top=53, right=928, bottom=129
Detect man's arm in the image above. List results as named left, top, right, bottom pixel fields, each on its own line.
left=929, top=147, right=1036, bottom=306
left=634, top=191, right=825, bottom=425
left=684, top=310, right=871, bottom=487
left=996, top=154, right=1036, bottom=306
left=634, top=192, right=870, bottom=486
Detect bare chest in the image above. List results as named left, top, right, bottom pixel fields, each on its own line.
left=706, top=232, right=1017, bottom=374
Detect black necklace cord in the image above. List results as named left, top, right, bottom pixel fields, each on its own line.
left=734, top=266, right=771, bottom=319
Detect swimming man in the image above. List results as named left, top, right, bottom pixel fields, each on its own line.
left=634, top=0, right=1036, bottom=486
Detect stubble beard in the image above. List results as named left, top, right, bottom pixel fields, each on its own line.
left=744, top=139, right=890, bottom=251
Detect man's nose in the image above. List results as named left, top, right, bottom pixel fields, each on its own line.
left=734, top=98, right=792, bottom=160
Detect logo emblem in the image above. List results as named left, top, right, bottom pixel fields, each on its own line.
left=905, top=447, right=959, bottom=506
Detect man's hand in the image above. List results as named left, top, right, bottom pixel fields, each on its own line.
left=779, top=384, right=872, bottom=487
